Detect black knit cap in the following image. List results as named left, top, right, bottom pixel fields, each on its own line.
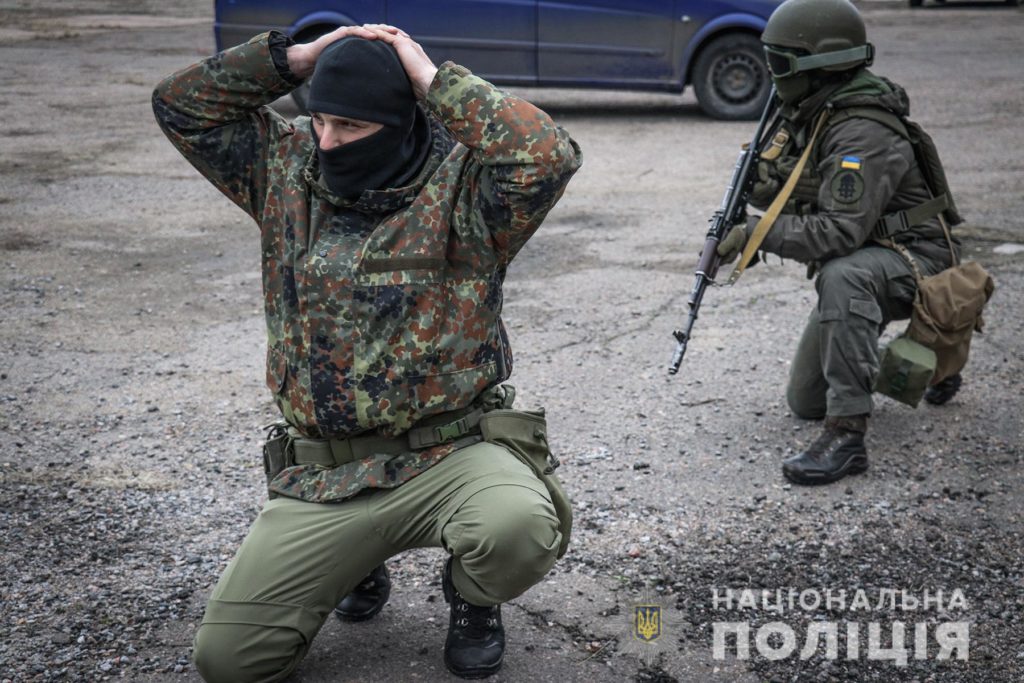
left=306, top=37, right=415, bottom=128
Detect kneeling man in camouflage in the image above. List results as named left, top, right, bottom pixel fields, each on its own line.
left=154, top=23, right=579, bottom=681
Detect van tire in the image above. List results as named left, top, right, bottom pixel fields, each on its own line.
left=692, top=33, right=771, bottom=121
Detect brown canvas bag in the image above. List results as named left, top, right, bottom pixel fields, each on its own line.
left=906, top=260, right=994, bottom=382
left=884, top=218, right=994, bottom=384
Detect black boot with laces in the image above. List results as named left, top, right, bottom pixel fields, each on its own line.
left=334, top=563, right=391, bottom=622
left=442, top=557, right=505, bottom=679
left=782, top=415, right=869, bottom=486
left=924, top=372, right=962, bottom=405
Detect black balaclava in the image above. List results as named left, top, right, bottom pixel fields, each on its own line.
left=784, top=70, right=857, bottom=125
left=306, top=37, right=430, bottom=198
left=773, top=73, right=811, bottom=106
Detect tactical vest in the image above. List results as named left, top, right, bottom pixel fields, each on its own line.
left=756, top=123, right=821, bottom=213
left=759, top=74, right=960, bottom=236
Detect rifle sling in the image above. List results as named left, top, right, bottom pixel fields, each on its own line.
left=727, top=109, right=831, bottom=285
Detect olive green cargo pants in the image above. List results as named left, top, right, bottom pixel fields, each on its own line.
left=192, top=441, right=561, bottom=683
left=786, top=245, right=949, bottom=419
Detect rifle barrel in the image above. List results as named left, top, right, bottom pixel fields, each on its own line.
left=667, top=89, right=777, bottom=376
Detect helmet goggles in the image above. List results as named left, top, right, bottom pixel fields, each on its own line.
left=763, top=44, right=874, bottom=78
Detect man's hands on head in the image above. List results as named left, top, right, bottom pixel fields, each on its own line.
left=286, top=25, right=378, bottom=79
left=362, top=25, right=438, bottom=100
left=285, top=24, right=438, bottom=100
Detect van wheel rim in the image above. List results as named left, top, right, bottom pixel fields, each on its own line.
left=712, top=53, right=762, bottom=104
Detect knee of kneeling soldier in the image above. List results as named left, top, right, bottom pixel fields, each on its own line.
left=459, top=498, right=561, bottom=602
left=193, top=622, right=305, bottom=683
left=815, top=258, right=872, bottom=299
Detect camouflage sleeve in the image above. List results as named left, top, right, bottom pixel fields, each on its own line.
left=759, top=118, right=912, bottom=263
left=151, top=32, right=302, bottom=222
left=423, top=62, right=582, bottom=264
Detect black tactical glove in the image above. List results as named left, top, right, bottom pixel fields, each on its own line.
left=749, top=160, right=781, bottom=209
left=750, top=156, right=805, bottom=209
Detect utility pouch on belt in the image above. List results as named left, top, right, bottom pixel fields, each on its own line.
left=479, top=409, right=573, bottom=559
left=262, top=421, right=291, bottom=483
left=873, top=336, right=937, bottom=407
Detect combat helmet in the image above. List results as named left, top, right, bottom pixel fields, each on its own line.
left=761, top=0, right=874, bottom=79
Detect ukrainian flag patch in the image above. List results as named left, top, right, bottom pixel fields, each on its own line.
left=840, top=155, right=862, bottom=170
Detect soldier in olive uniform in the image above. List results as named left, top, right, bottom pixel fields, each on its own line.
left=154, top=24, right=580, bottom=681
left=716, top=0, right=962, bottom=485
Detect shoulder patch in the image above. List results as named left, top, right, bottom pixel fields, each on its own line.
left=830, top=169, right=864, bottom=204
left=840, top=155, right=862, bottom=170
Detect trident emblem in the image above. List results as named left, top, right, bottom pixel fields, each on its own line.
left=634, top=605, right=661, bottom=642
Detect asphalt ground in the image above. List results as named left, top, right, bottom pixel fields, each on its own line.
left=1, top=1, right=1022, bottom=681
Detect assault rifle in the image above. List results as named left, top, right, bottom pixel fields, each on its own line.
left=668, top=91, right=778, bottom=375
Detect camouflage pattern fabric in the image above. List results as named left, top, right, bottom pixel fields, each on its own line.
left=153, top=32, right=581, bottom=502
left=268, top=441, right=462, bottom=503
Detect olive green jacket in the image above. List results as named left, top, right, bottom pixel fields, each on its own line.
left=752, top=69, right=958, bottom=268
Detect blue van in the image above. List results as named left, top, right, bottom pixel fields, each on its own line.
left=214, top=0, right=783, bottom=120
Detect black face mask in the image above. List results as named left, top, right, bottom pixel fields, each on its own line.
left=306, top=37, right=431, bottom=198
left=772, top=73, right=811, bottom=105
left=311, top=108, right=430, bottom=199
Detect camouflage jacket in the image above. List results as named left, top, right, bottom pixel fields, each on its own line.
left=153, top=33, right=581, bottom=501
left=751, top=69, right=958, bottom=268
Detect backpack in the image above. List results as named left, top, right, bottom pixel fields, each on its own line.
left=828, top=106, right=963, bottom=231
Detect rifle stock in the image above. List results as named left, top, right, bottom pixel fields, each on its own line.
left=668, top=91, right=778, bottom=375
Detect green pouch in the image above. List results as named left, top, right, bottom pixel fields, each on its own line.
left=478, top=409, right=573, bottom=559
left=873, top=336, right=937, bottom=408
left=262, top=421, right=291, bottom=484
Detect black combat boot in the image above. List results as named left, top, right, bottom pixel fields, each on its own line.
left=334, top=564, right=391, bottom=622
left=924, top=373, right=962, bottom=405
left=442, top=557, right=505, bottom=679
left=782, top=415, right=869, bottom=486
